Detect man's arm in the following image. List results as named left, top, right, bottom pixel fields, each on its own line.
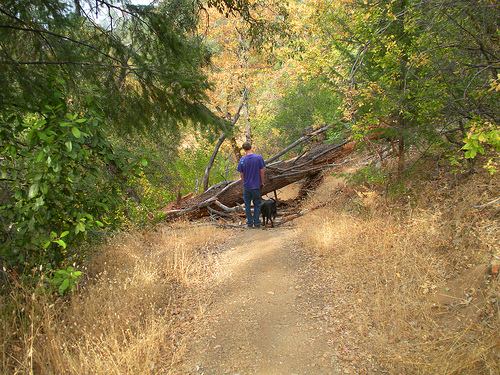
left=260, top=169, right=264, bottom=187
left=240, top=172, right=244, bottom=184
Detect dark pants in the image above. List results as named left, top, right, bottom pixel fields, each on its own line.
left=243, top=188, right=262, bottom=227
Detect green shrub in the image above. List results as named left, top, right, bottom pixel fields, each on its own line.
left=0, top=82, right=144, bottom=269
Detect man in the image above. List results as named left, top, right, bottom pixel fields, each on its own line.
left=237, top=142, right=265, bottom=228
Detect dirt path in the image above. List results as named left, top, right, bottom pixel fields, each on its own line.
left=169, top=226, right=380, bottom=375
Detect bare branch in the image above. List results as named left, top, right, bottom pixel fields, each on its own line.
left=265, top=118, right=347, bottom=165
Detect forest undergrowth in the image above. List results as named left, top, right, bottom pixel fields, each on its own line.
left=296, top=153, right=500, bottom=374
left=0, top=224, right=228, bottom=374
left=1, top=152, right=499, bottom=374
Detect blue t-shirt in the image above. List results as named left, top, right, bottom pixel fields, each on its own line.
left=237, top=153, right=265, bottom=190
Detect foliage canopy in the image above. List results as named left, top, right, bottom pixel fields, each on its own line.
left=0, top=0, right=284, bottom=269
left=0, top=0, right=232, bottom=134
left=299, top=0, right=500, bottom=171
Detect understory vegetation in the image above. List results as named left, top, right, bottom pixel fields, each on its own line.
left=1, top=223, right=226, bottom=374
left=297, top=153, right=500, bottom=374
left=1, top=151, right=498, bottom=374
left=1, top=0, right=499, bottom=373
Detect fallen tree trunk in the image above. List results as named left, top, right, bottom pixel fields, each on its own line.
left=161, top=119, right=355, bottom=219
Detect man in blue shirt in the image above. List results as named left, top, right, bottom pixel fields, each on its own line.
left=237, top=142, right=266, bottom=228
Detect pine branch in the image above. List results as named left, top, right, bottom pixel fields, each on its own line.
left=0, top=24, right=124, bottom=65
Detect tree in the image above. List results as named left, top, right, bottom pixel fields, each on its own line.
left=246, top=1, right=349, bottom=158
left=193, top=1, right=290, bottom=189
left=0, top=81, right=143, bottom=267
left=0, top=0, right=231, bottom=134
left=301, top=0, right=500, bottom=172
left=254, top=77, right=344, bottom=158
left=162, top=120, right=350, bottom=219
left=0, top=0, right=287, bottom=269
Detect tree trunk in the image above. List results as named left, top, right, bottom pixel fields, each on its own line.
left=161, top=133, right=353, bottom=219
left=202, top=88, right=248, bottom=191
left=397, top=134, right=405, bottom=173
left=203, top=134, right=226, bottom=192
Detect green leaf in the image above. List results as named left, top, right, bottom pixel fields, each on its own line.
left=65, top=140, right=72, bottom=152
left=34, top=119, right=47, bottom=129
left=60, top=231, right=69, bottom=238
left=9, top=145, right=17, bottom=158
left=27, top=129, right=35, bottom=142
left=34, top=196, right=44, bottom=209
left=141, top=158, right=148, bottom=166
left=14, top=189, right=22, bottom=200
left=53, top=163, right=62, bottom=173
left=28, top=184, right=39, bottom=199
left=59, top=279, right=70, bottom=295
left=75, top=222, right=86, bottom=234
left=38, top=131, right=48, bottom=141
left=72, top=127, right=81, bottom=138
left=36, top=150, right=44, bottom=163
left=55, top=239, right=67, bottom=249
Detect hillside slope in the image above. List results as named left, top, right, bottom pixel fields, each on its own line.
left=3, top=153, right=498, bottom=375
left=167, top=153, right=500, bottom=374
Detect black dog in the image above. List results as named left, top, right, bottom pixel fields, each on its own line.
left=260, top=198, right=277, bottom=228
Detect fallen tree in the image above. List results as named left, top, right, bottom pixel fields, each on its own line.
left=161, top=119, right=355, bottom=219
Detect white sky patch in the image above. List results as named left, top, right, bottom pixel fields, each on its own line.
left=83, top=0, right=157, bottom=28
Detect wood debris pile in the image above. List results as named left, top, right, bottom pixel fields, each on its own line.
left=161, top=119, right=359, bottom=224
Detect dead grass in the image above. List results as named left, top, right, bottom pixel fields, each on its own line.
left=296, top=154, right=500, bottom=374
left=0, top=222, right=230, bottom=375
left=2, top=152, right=499, bottom=375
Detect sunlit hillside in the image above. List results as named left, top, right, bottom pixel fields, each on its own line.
left=2, top=151, right=498, bottom=374
left=296, top=153, right=500, bottom=373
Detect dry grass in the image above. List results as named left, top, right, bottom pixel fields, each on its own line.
left=0, top=222, right=230, bottom=375
left=296, top=154, right=500, bottom=374
left=2, top=152, right=499, bottom=375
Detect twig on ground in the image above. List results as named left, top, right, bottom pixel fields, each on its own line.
left=473, top=196, right=500, bottom=209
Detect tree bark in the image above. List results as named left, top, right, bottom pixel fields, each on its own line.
left=202, top=88, right=248, bottom=191
left=202, top=133, right=226, bottom=191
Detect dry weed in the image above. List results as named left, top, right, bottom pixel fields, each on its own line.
left=1, top=222, right=229, bottom=374
left=297, top=155, right=500, bottom=374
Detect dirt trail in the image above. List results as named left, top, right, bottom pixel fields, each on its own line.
left=170, top=226, right=378, bottom=375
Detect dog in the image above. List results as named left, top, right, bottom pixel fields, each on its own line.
left=260, top=198, right=277, bottom=228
